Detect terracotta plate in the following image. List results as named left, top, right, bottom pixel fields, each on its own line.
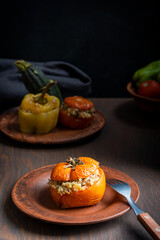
left=0, top=108, right=105, bottom=144
left=12, top=165, right=140, bottom=225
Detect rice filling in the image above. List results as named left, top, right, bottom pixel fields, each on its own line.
left=62, top=103, right=95, bottom=118
left=48, top=170, right=100, bottom=196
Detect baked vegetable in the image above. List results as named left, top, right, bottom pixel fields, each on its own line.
left=59, top=96, right=95, bottom=129
left=15, top=60, right=63, bottom=104
left=19, top=81, right=60, bottom=134
left=48, top=157, right=106, bottom=208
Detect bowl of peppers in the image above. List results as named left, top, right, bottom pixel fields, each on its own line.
left=127, top=60, right=160, bottom=114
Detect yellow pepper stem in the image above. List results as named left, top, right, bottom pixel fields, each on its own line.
left=34, top=80, right=57, bottom=105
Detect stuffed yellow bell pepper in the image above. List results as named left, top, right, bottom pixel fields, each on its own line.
left=18, top=81, right=60, bottom=134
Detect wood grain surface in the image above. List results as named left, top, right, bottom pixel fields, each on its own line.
left=0, top=98, right=159, bottom=240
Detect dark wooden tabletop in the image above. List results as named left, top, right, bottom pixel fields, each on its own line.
left=0, top=98, right=159, bottom=240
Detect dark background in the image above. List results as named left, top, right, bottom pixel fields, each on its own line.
left=0, top=0, right=160, bottom=98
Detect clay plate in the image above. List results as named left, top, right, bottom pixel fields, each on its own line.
left=12, top=165, right=140, bottom=225
left=0, top=108, right=105, bottom=144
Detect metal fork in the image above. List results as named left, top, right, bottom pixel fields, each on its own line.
left=106, top=178, right=160, bottom=240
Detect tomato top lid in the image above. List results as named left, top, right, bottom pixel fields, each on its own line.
left=50, top=157, right=99, bottom=181
left=64, top=96, right=94, bottom=110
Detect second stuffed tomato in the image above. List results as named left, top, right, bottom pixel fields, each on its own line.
left=59, top=96, right=95, bottom=129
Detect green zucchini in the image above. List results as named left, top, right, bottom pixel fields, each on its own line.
left=15, top=60, right=63, bottom=103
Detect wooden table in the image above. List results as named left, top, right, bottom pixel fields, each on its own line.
left=0, top=98, right=159, bottom=240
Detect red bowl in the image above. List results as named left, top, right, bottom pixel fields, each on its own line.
left=126, top=82, right=160, bottom=114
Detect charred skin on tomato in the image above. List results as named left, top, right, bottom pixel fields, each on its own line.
left=58, top=96, right=95, bottom=129
left=48, top=157, right=106, bottom=208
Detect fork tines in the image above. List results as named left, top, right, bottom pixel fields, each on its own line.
left=106, top=179, right=124, bottom=185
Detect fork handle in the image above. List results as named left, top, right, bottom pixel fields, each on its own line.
left=137, top=212, right=160, bottom=240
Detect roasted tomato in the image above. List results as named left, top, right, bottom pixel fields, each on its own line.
left=138, top=80, right=160, bottom=99
left=59, top=96, right=95, bottom=129
left=64, top=96, right=94, bottom=110
left=48, top=157, right=106, bottom=208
